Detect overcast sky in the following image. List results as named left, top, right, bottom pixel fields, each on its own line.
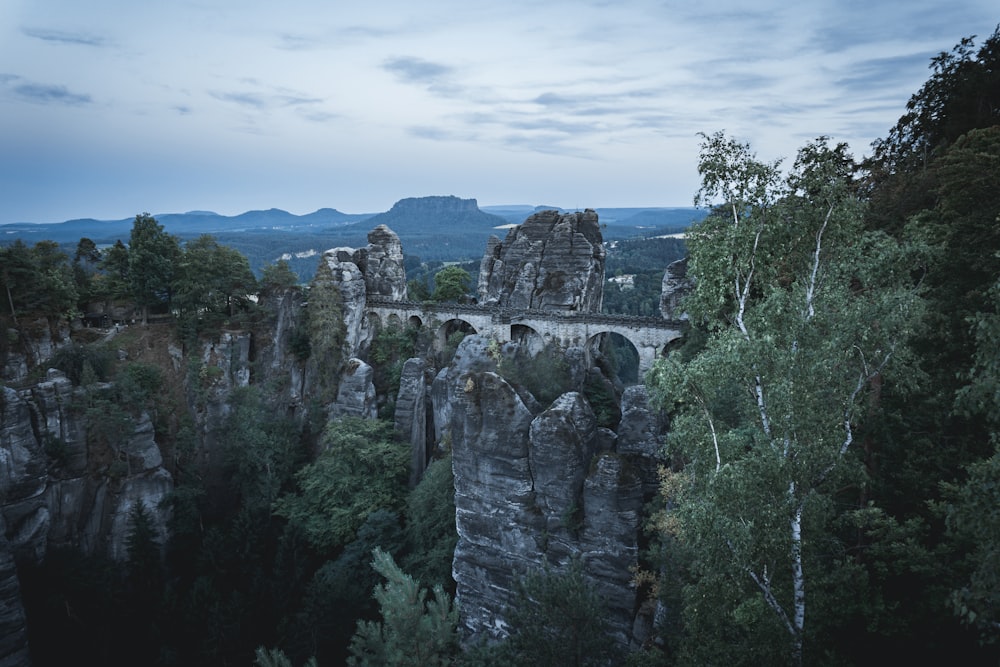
left=1, top=1, right=996, bottom=223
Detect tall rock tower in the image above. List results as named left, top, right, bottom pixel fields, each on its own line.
left=477, top=209, right=605, bottom=312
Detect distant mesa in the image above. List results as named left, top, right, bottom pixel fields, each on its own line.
left=361, top=195, right=508, bottom=232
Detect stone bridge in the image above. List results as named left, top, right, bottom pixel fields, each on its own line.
left=366, top=297, right=685, bottom=378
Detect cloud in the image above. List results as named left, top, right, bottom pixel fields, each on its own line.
left=408, top=125, right=468, bottom=141
left=383, top=56, right=453, bottom=83
left=21, top=27, right=107, bottom=47
left=298, top=109, right=340, bottom=123
left=0, top=75, right=92, bottom=105
left=210, top=89, right=323, bottom=110
left=835, top=52, right=936, bottom=94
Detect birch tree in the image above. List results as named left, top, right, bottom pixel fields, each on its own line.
left=649, top=133, right=923, bottom=665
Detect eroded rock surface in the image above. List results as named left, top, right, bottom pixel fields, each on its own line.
left=478, top=209, right=606, bottom=312
left=446, top=337, right=650, bottom=655
left=330, top=358, right=377, bottom=419
left=357, top=225, right=407, bottom=301
left=0, top=369, right=175, bottom=660
left=659, top=257, right=691, bottom=320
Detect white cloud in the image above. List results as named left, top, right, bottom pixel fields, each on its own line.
left=1, top=0, right=997, bottom=222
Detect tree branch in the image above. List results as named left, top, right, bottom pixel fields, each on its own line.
left=804, top=204, right=833, bottom=321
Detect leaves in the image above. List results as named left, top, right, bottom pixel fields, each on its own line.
left=651, top=133, right=924, bottom=664
left=274, top=417, right=408, bottom=553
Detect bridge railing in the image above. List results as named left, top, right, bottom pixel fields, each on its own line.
left=365, top=297, right=686, bottom=329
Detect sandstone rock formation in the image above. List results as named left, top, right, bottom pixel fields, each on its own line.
left=330, top=358, right=377, bottom=419
left=394, top=357, right=429, bottom=488
left=318, top=248, right=370, bottom=359
left=659, top=257, right=691, bottom=320
left=357, top=225, right=407, bottom=301
left=616, top=385, right=668, bottom=495
left=318, top=225, right=408, bottom=359
left=0, top=369, right=175, bottom=661
left=443, top=336, right=650, bottom=654
left=0, top=515, right=29, bottom=667
left=477, top=209, right=606, bottom=312
left=0, top=371, right=174, bottom=562
left=2, top=317, right=70, bottom=383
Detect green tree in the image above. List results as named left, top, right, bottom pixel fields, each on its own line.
left=347, top=547, right=459, bottom=667
left=0, top=240, right=78, bottom=322
left=648, top=133, right=924, bottom=665
left=174, top=235, right=257, bottom=337
left=0, top=241, right=30, bottom=322
left=287, top=511, right=406, bottom=665
left=407, top=277, right=431, bottom=302
left=941, top=279, right=1000, bottom=644
left=306, top=259, right=347, bottom=401
left=254, top=646, right=317, bottom=667
left=222, top=386, right=305, bottom=514
left=274, top=417, right=408, bottom=553
left=128, top=212, right=180, bottom=323
left=431, top=266, right=472, bottom=303
left=864, top=27, right=1000, bottom=234
left=508, top=561, right=612, bottom=667
left=260, top=259, right=300, bottom=292
left=402, top=456, right=457, bottom=588
left=95, top=239, right=132, bottom=305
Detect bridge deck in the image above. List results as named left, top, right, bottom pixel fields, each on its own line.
left=365, top=297, right=686, bottom=330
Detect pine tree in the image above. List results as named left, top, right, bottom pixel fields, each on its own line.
left=348, top=548, right=459, bottom=667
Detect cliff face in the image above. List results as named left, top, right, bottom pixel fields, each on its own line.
left=0, top=372, right=174, bottom=563
left=320, top=224, right=409, bottom=359
left=0, top=369, right=175, bottom=664
left=2, top=318, right=70, bottom=384
left=477, top=209, right=606, bottom=312
left=439, top=336, right=662, bottom=653
left=659, top=257, right=691, bottom=320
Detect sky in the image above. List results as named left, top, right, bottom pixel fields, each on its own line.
left=1, top=1, right=996, bottom=224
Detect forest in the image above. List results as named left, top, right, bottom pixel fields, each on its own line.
left=0, top=27, right=998, bottom=667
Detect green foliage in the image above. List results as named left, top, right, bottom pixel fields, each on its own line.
left=498, top=343, right=573, bottom=407
left=865, top=27, right=1000, bottom=233
left=125, top=501, right=162, bottom=586
left=407, top=277, right=431, bottom=301
left=403, top=456, right=457, bottom=588
left=602, top=270, right=666, bottom=316
left=306, top=260, right=347, bottom=400
left=370, top=322, right=420, bottom=408
left=431, top=265, right=472, bottom=303
left=96, top=239, right=131, bottom=301
left=128, top=213, right=181, bottom=319
left=498, top=559, right=614, bottom=667
left=940, top=445, right=1000, bottom=644
left=648, top=133, right=925, bottom=665
left=173, top=234, right=257, bottom=338
left=49, top=342, right=114, bottom=385
left=260, top=259, right=300, bottom=292
left=0, top=239, right=79, bottom=322
left=221, top=386, right=305, bottom=513
left=286, top=510, right=406, bottom=665
left=254, top=646, right=317, bottom=667
left=347, top=547, right=459, bottom=667
left=274, top=417, right=408, bottom=553
left=582, top=371, right=620, bottom=429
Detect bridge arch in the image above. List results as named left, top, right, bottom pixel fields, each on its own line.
left=510, top=323, right=545, bottom=356
left=587, top=331, right=640, bottom=385
left=435, top=317, right=478, bottom=353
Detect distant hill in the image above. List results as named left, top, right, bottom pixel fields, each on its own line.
left=1, top=197, right=705, bottom=281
